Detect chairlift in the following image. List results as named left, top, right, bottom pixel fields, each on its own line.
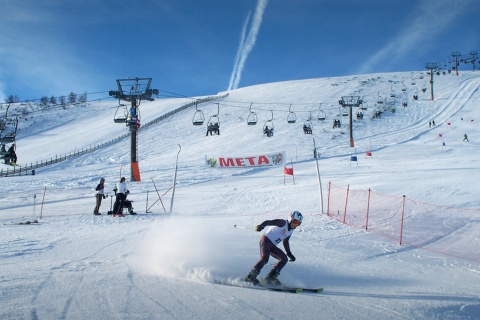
left=247, top=103, right=258, bottom=125
left=303, top=113, right=313, bottom=134
left=421, top=82, right=427, bottom=93
left=332, top=115, right=341, bottom=128
left=411, top=78, right=416, bottom=85
left=287, top=105, right=296, bottom=123
left=263, top=110, right=274, bottom=137
left=126, top=106, right=140, bottom=127
left=114, top=104, right=128, bottom=123
left=377, top=91, right=384, bottom=104
left=413, top=88, right=419, bottom=100
left=206, top=103, right=220, bottom=136
left=360, top=101, right=368, bottom=111
left=341, top=107, right=349, bottom=117
left=390, top=85, right=396, bottom=98
left=0, top=116, right=18, bottom=143
left=401, top=81, right=407, bottom=91
left=192, top=101, right=205, bottom=125
left=317, top=104, right=326, bottom=121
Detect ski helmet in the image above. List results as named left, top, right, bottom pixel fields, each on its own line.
left=288, top=211, right=303, bottom=225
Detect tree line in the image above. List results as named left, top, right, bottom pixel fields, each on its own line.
left=4, top=92, right=88, bottom=106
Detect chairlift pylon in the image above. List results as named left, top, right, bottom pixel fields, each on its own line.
left=192, top=101, right=205, bottom=125
left=287, top=105, right=296, bottom=123
left=247, top=103, right=258, bottom=125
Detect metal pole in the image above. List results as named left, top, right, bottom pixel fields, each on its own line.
left=313, top=138, right=324, bottom=214
left=170, top=144, right=181, bottom=213
left=130, top=98, right=137, bottom=181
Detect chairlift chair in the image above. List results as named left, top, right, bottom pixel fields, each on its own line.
left=341, top=107, right=349, bottom=117
left=377, top=92, right=384, bottom=104
left=206, top=103, right=220, bottom=136
left=317, top=109, right=326, bottom=121
left=287, top=105, right=296, bottom=123
left=247, top=103, right=258, bottom=125
left=390, top=85, right=396, bottom=97
left=303, top=118, right=313, bottom=134
left=114, top=104, right=128, bottom=123
left=0, top=117, right=18, bottom=143
left=401, top=81, right=407, bottom=91
left=263, top=111, right=274, bottom=137
left=192, top=101, right=205, bottom=125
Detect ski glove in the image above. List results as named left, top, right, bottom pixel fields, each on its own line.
left=254, top=225, right=264, bottom=232
left=287, top=252, right=296, bottom=262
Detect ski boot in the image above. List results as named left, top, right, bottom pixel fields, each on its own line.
left=244, top=268, right=260, bottom=285
left=264, top=268, right=281, bottom=286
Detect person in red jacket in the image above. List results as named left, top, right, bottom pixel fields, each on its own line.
left=244, top=211, right=303, bottom=286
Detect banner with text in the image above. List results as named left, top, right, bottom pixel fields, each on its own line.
left=206, top=151, right=285, bottom=168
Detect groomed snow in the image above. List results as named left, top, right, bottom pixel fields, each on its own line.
left=1, top=71, right=479, bottom=319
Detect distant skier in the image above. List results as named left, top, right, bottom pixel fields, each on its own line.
left=463, top=134, right=469, bottom=142
left=244, top=211, right=303, bottom=286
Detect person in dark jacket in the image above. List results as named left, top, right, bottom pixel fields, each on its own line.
left=93, top=178, right=106, bottom=215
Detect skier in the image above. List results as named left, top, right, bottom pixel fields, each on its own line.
left=112, top=177, right=129, bottom=217
left=463, top=134, right=469, bottom=142
left=93, top=178, right=106, bottom=215
left=244, top=211, right=303, bottom=286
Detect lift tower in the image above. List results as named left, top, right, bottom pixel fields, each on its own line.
left=339, top=96, right=361, bottom=147
left=425, top=63, right=438, bottom=101
left=109, top=78, right=159, bottom=181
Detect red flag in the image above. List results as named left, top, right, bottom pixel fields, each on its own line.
left=284, top=167, right=294, bottom=175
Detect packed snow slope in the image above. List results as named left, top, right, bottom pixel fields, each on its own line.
left=1, top=71, right=480, bottom=320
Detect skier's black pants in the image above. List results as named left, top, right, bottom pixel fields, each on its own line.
left=253, top=235, right=288, bottom=273
left=113, top=193, right=126, bottom=214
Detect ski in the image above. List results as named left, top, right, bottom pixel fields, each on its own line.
left=300, top=287, right=323, bottom=293
left=214, top=279, right=303, bottom=294
left=263, top=286, right=302, bottom=293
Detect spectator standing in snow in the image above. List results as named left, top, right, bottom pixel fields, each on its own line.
left=93, top=178, right=106, bottom=215
left=244, top=211, right=303, bottom=286
left=112, top=177, right=129, bottom=217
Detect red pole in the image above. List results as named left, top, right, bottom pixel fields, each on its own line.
left=291, top=158, right=295, bottom=185
left=399, top=195, right=406, bottom=244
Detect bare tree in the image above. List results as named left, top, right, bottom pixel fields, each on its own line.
left=5, top=95, right=19, bottom=103
left=68, top=92, right=77, bottom=105
left=40, top=96, right=49, bottom=106
left=59, top=96, right=66, bottom=107
left=49, top=96, right=57, bottom=105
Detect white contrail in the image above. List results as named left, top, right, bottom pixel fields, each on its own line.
left=228, top=11, right=251, bottom=91
left=228, top=0, right=269, bottom=91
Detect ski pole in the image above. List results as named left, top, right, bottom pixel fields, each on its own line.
left=233, top=224, right=246, bottom=229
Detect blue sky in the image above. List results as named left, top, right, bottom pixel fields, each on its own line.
left=1, top=0, right=478, bottom=102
